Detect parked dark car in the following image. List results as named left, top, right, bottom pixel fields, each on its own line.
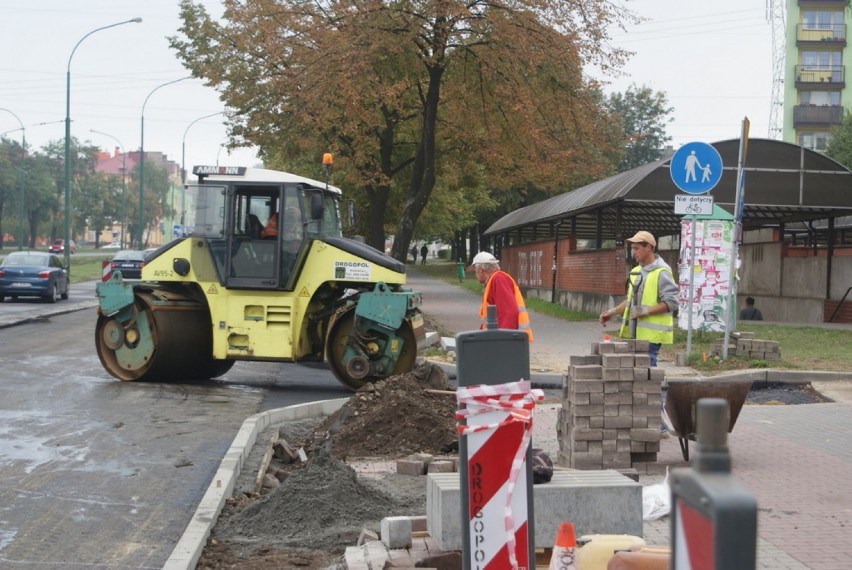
left=110, top=250, right=146, bottom=280
left=48, top=239, right=75, bottom=254
left=0, top=251, right=70, bottom=303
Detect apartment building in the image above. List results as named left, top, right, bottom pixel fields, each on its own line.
left=783, top=0, right=852, bottom=150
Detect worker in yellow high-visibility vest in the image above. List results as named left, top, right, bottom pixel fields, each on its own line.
left=469, top=251, right=533, bottom=342
left=599, top=230, right=678, bottom=435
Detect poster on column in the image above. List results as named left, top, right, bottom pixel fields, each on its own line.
left=678, top=217, right=734, bottom=332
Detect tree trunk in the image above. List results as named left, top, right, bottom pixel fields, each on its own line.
left=391, top=64, right=445, bottom=262
left=364, top=184, right=390, bottom=251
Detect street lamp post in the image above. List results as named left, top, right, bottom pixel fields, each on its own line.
left=181, top=111, right=223, bottom=226
left=0, top=108, right=25, bottom=250
left=65, top=17, right=142, bottom=270
left=138, top=76, right=190, bottom=248
left=90, top=129, right=127, bottom=249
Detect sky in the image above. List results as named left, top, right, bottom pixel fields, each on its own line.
left=596, top=1, right=774, bottom=147
left=0, top=0, right=260, bottom=172
left=0, top=1, right=774, bottom=173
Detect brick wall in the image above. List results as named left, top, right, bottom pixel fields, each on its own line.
left=500, top=240, right=627, bottom=296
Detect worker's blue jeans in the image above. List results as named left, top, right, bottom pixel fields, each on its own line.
left=648, top=343, right=668, bottom=432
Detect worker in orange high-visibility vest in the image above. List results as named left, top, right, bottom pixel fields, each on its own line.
left=469, top=251, right=533, bottom=341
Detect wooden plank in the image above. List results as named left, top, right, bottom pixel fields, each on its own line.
left=253, top=431, right=279, bottom=494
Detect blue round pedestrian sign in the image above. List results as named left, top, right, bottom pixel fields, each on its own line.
left=669, top=142, right=723, bottom=195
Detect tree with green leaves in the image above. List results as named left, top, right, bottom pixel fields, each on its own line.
left=826, top=112, right=852, bottom=170
left=605, top=84, right=674, bottom=172
left=125, top=159, right=169, bottom=248
left=0, top=137, right=28, bottom=249
left=171, top=0, right=635, bottom=260
left=22, top=153, right=59, bottom=249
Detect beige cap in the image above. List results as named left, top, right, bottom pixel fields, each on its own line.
left=625, top=230, right=656, bottom=247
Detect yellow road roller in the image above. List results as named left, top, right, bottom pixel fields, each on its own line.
left=95, top=164, right=423, bottom=390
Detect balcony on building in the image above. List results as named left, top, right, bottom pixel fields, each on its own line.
left=797, top=23, right=846, bottom=47
left=798, top=0, right=850, bottom=6
left=795, top=65, right=845, bottom=88
left=793, top=104, right=845, bottom=128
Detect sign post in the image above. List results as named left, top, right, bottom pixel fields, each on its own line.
left=670, top=142, right=723, bottom=360
left=722, top=118, right=750, bottom=360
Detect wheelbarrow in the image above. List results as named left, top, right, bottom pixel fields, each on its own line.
left=664, top=377, right=753, bottom=461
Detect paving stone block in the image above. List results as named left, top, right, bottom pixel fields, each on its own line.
left=427, top=460, right=455, bottom=474
left=571, top=365, right=603, bottom=379
left=575, top=404, right=604, bottom=417
left=357, top=528, right=379, bottom=545
left=571, top=453, right=604, bottom=470
left=570, top=354, right=602, bottom=366
left=410, top=515, right=428, bottom=533
left=604, top=415, right=633, bottom=429
left=603, top=367, right=622, bottom=381
left=630, top=428, right=661, bottom=442
left=571, top=428, right=603, bottom=441
left=619, top=368, right=636, bottom=380
left=602, top=354, right=622, bottom=368
left=381, top=516, right=412, bottom=549
left=572, top=379, right=604, bottom=393
left=634, top=354, right=651, bottom=368
left=649, top=368, right=666, bottom=381
left=620, top=355, right=636, bottom=368
left=633, top=368, right=650, bottom=381
left=396, top=459, right=426, bottom=476
left=604, top=392, right=623, bottom=405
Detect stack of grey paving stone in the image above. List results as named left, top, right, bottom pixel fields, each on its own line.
left=557, top=338, right=665, bottom=475
left=710, top=331, right=781, bottom=361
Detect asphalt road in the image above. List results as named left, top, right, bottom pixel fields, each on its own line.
left=0, top=308, right=351, bottom=568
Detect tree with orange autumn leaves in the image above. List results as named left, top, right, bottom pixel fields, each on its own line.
left=171, top=0, right=638, bottom=260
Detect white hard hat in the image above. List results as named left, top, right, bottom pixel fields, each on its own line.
left=470, top=251, right=498, bottom=266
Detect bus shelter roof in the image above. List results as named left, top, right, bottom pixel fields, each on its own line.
left=484, top=139, right=852, bottom=243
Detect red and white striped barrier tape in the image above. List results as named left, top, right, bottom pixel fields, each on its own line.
left=456, top=379, right=544, bottom=569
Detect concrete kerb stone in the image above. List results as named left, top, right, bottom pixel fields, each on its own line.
left=667, top=368, right=852, bottom=386
left=428, top=360, right=563, bottom=389
left=0, top=298, right=99, bottom=329
left=163, top=397, right=349, bottom=570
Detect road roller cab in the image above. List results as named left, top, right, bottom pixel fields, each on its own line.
left=95, top=163, right=422, bottom=390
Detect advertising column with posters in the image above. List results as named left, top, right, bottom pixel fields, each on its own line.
left=677, top=208, right=735, bottom=333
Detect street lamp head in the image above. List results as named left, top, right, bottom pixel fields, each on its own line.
left=131, top=17, right=143, bottom=23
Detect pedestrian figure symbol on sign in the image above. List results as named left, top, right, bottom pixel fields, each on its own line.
left=685, top=151, right=700, bottom=183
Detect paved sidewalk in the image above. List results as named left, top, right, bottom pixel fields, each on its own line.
left=407, top=266, right=852, bottom=569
